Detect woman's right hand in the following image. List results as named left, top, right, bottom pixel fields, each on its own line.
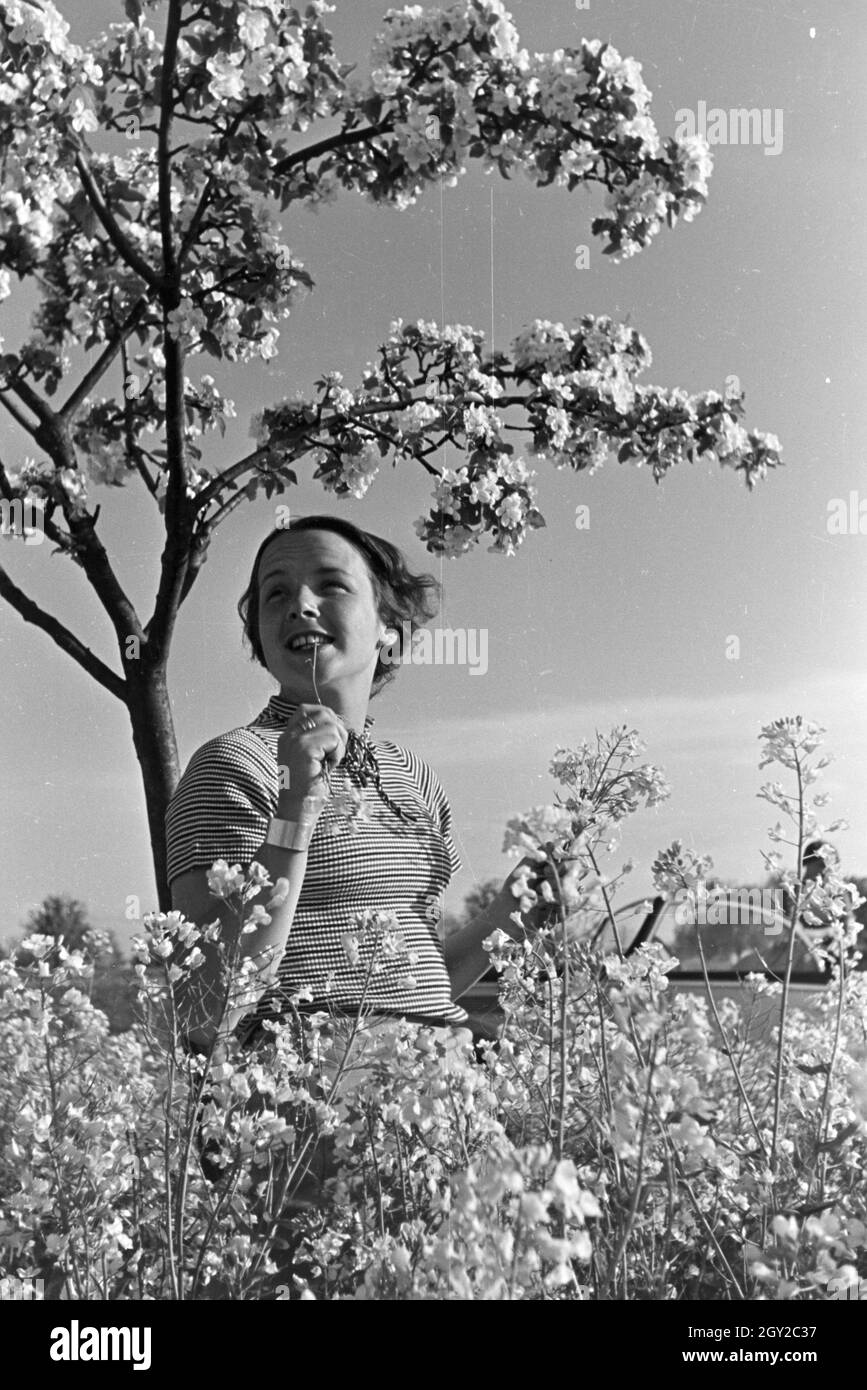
left=275, top=702, right=349, bottom=820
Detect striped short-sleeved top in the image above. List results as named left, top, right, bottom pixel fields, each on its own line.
left=165, top=693, right=468, bottom=1026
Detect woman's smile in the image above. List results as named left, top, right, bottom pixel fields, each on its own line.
left=285, top=631, right=334, bottom=654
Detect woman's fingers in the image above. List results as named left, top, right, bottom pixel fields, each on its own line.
left=290, top=704, right=348, bottom=771
left=530, top=860, right=562, bottom=904
left=509, top=854, right=560, bottom=896
left=503, top=856, right=562, bottom=932
left=313, top=722, right=348, bottom=772
left=291, top=702, right=338, bottom=731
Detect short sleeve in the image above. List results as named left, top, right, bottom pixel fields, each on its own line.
left=376, top=741, right=463, bottom=880
left=165, top=730, right=277, bottom=884
left=403, top=752, right=462, bottom=878
left=429, top=770, right=463, bottom=878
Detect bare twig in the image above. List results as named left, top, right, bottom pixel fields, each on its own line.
left=0, top=565, right=126, bottom=699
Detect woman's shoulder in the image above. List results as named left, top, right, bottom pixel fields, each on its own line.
left=372, top=738, right=449, bottom=805
left=165, top=722, right=278, bottom=876
left=175, top=721, right=278, bottom=789
left=372, top=735, right=427, bottom=774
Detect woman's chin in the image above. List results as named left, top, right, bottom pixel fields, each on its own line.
left=273, top=651, right=340, bottom=695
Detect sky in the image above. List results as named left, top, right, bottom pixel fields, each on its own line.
left=1, top=0, right=866, bottom=952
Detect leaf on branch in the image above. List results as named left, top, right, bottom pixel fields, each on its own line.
left=66, top=189, right=98, bottom=238
left=815, top=1121, right=859, bottom=1154
left=201, top=331, right=224, bottom=360
left=113, top=181, right=147, bottom=204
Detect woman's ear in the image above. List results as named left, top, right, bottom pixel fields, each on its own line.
left=379, top=627, right=399, bottom=647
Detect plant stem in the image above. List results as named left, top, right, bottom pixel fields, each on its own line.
left=695, top=923, right=770, bottom=1164
left=587, top=846, right=624, bottom=959
left=769, top=753, right=805, bottom=1181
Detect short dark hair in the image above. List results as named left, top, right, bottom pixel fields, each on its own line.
left=238, top=515, right=441, bottom=696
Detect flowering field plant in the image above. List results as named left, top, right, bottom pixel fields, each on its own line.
left=0, top=715, right=864, bottom=1299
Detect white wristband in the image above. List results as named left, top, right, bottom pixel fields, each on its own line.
left=265, top=817, right=315, bottom=852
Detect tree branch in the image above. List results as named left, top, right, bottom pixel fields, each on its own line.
left=0, top=564, right=126, bottom=701
left=2, top=336, right=154, bottom=659
left=157, top=0, right=183, bottom=281
left=175, top=539, right=208, bottom=609
left=70, top=521, right=146, bottom=650
left=73, top=152, right=162, bottom=292
left=178, top=107, right=252, bottom=270
left=117, top=337, right=159, bottom=499
left=60, top=296, right=149, bottom=422
left=273, top=120, right=392, bottom=177
left=154, top=0, right=192, bottom=607
left=0, top=388, right=38, bottom=437
left=7, top=375, right=56, bottom=433
left=192, top=446, right=273, bottom=512
left=145, top=508, right=210, bottom=656
left=200, top=487, right=249, bottom=534
left=271, top=40, right=458, bottom=182
left=193, top=394, right=453, bottom=514
left=152, top=317, right=193, bottom=634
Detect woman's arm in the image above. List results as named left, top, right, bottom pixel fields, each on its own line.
left=169, top=831, right=311, bottom=1052
left=168, top=704, right=349, bottom=1050
left=443, top=857, right=559, bottom=1001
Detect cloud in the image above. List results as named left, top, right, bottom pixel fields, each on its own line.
left=390, top=669, right=867, bottom=772
left=396, top=669, right=867, bottom=890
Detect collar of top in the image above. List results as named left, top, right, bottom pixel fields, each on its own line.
left=265, top=691, right=375, bottom=735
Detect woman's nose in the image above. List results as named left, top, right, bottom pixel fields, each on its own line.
left=286, top=587, right=320, bottom=621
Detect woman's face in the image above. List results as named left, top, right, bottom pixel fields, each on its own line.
left=256, top=528, right=386, bottom=701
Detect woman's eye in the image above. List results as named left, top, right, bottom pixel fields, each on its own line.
left=265, top=590, right=285, bottom=602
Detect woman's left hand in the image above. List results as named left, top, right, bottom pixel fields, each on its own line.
left=500, top=855, right=562, bottom=935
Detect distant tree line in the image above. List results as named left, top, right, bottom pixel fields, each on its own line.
left=1, top=895, right=136, bottom=1032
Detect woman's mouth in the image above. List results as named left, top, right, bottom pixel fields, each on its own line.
left=286, top=632, right=334, bottom=654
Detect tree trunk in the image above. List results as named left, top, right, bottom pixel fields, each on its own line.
left=124, top=664, right=181, bottom=911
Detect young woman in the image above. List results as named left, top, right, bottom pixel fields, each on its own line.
left=165, top=514, right=551, bottom=1057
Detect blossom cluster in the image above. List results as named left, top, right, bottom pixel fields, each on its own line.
left=339, top=908, right=419, bottom=993
left=1, top=454, right=88, bottom=518
left=356, top=8, right=713, bottom=254
left=0, top=0, right=712, bottom=371
left=247, top=313, right=780, bottom=560
left=651, top=840, right=716, bottom=896
left=0, top=3, right=782, bottom=558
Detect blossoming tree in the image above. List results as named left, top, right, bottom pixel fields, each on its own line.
left=0, top=0, right=783, bottom=904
